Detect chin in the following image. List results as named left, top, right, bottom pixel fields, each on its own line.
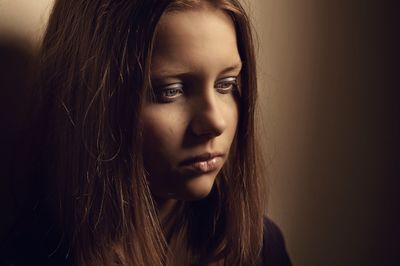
left=176, top=172, right=217, bottom=201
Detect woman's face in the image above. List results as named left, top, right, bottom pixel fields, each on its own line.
left=142, top=6, right=241, bottom=200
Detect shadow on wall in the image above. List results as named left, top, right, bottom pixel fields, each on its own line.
left=0, top=35, right=40, bottom=241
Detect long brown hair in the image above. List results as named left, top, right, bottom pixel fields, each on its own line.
left=39, top=0, right=265, bottom=265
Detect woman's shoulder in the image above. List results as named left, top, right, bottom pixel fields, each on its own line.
left=260, top=217, right=292, bottom=266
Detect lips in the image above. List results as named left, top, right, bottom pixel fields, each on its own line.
left=180, top=152, right=224, bottom=173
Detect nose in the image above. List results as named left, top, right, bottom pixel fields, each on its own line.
left=190, top=92, right=227, bottom=138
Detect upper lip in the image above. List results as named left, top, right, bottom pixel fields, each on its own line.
left=180, top=152, right=224, bottom=166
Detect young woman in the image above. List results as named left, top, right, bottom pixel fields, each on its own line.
left=1, top=0, right=291, bottom=265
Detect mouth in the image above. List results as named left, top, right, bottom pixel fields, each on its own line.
left=179, top=152, right=224, bottom=174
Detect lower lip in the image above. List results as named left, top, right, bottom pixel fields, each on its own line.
left=181, top=157, right=223, bottom=174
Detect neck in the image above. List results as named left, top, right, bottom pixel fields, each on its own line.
left=154, top=197, right=180, bottom=241
left=156, top=197, right=178, bottom=223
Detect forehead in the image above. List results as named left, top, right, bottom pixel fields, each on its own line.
left=151, top=6, right=240, bottom=76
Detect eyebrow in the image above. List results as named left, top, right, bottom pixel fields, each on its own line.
left=219, top=61, right=243, bottom=76
left=151, top=61, right=243, bottom=80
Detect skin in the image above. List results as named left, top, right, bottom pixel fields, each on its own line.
left=142, top=5, right=241, bottom=219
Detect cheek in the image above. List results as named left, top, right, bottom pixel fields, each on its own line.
left=232, top=102, right=239, bottom=127
left=224, top=99, right=239, bottom=138
left=141, top=106, right=187, bottom=159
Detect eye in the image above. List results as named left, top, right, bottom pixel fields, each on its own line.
left=215, top=77, right=238, bottom=94
left=154, top=83, right=184, bottom=102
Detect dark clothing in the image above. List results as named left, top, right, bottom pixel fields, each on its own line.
left=260, top=218, right=292, bottom=266
left=1, top=205, right=291, bottom=265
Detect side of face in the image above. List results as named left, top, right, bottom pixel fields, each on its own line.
left=141, top=5, right=241, bottom=201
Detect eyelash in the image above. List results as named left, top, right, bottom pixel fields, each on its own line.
left=215, top=77, right=238, bottom=94
left=157, top=84, right=184, bottom=101
left=154, top=77, right=239, bottom=102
